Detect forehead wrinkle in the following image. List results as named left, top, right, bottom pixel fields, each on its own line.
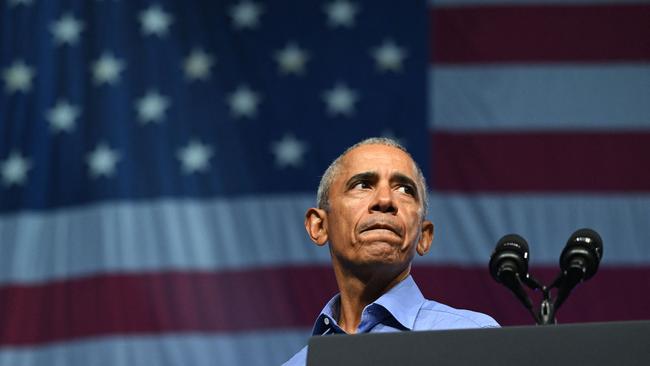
left=340, top=150, right=420, bottom=189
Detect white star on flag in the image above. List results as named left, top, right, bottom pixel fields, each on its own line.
left=274, top=43, right=309, bottom=75
left=2, top=60, right=35, bottom=94
left=227, top=85, right=261, bottom=119
left=177, top=140, right=213, bottom=174
left=92, top=52, right=125, bottom=85
left=86, top=143, right=120, bottom=178
left=50, top=13, right=84, bottom=46
left=323, top=83, right=359, bottom=117
left=139, top=5, right=174, bottom=37
left=184, top=49, right=215, bottom=81
left=229, top=1, right=264, bottom=29
left=135, top=90, right=170, bottom=124
left=46, top=100, right=80, bottom=133
left=372, top=40, right=407, bottom=72
left=271, top=134, right=308, bottom=168
left=1, top=151, right=31, bottom=187
left=324, top=0, right=359, bottom=28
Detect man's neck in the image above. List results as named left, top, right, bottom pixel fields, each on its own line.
left=332, top=264, right=410, bottom=334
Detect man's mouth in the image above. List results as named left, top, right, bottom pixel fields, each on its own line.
left=359, top=221, right=403, bottom=237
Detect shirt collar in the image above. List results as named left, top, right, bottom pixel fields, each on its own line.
left=312, top=293, right=341, bottom=335
left=373, top=275, right=425, bottom=330
left=311, top=275, right=425, bottom=335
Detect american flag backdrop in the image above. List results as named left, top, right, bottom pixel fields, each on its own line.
left=1, top=0, right=649, bottom=365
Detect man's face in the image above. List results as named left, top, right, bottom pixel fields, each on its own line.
left=322, top=144, right=432, bottom=271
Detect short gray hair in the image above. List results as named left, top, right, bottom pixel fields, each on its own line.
left=316, top=137, right=428, bottom=217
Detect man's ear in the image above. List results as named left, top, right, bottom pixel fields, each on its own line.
left=416, top=220, right=434, bottom=256
left=305, top=208, right=328, bottom=246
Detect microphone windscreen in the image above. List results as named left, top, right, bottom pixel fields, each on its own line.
left=561, top=228, right=603, bottom=280
left=567, top=228, right=603, bottom=260
left=490, top=234, right=530, bottom=282
left=496, top=234, right=529, bottom=253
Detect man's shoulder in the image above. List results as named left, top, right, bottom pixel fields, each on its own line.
left=414, top=299, right=500, bottom=330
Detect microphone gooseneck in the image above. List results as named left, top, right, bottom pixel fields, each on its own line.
left=488, top=228, right=604, bottom=325
left=553, top=228, right=604, bottom=309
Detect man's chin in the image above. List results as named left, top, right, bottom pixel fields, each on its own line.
left=355, top=241, right=406, bottom=264
left=342, top=250, right=413, bottom=280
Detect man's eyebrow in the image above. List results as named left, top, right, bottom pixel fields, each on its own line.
left=346, top=171, right=378, bottom=186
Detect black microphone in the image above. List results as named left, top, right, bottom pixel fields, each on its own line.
left=489, top=234, right=533, bottom=309
left=554, top=228, right=604, bottom=309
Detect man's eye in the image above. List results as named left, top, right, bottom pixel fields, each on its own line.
left=396, top=185, right=415, bottom=196
left=352, top=182, right=371, bottom=190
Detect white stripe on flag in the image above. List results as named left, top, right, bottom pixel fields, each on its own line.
left=0, top=195, right=325, bottom=285
left=2, top=194, right=649, bottom=284
left=426, top=193, right=650, bottom=266
left=429, top=64, right=650, bottom=131
left=0, top=330, right=309, bottom=366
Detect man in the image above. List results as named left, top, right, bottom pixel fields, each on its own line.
left=283, top=138, right=498, bottom=365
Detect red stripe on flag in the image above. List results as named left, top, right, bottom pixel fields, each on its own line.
left=1, top=265, right=648, bottom=345
left=0, top=268, right=337, bottom=346
left=430, top=4, right=650, bottom=63
left=431, top=131, right=650, bottom=192
left=412, top=265, right=650, bottom=326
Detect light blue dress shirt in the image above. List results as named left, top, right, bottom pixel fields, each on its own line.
left=282, top=275, right=499, bottom=365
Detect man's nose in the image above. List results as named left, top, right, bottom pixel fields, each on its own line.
left=369, top=184, right=397, bottom=214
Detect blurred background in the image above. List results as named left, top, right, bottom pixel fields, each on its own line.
left=1, top=0, right=649, bottom=365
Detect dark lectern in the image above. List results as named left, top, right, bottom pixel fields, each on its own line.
left=307, top=320, right=650, bottom=366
